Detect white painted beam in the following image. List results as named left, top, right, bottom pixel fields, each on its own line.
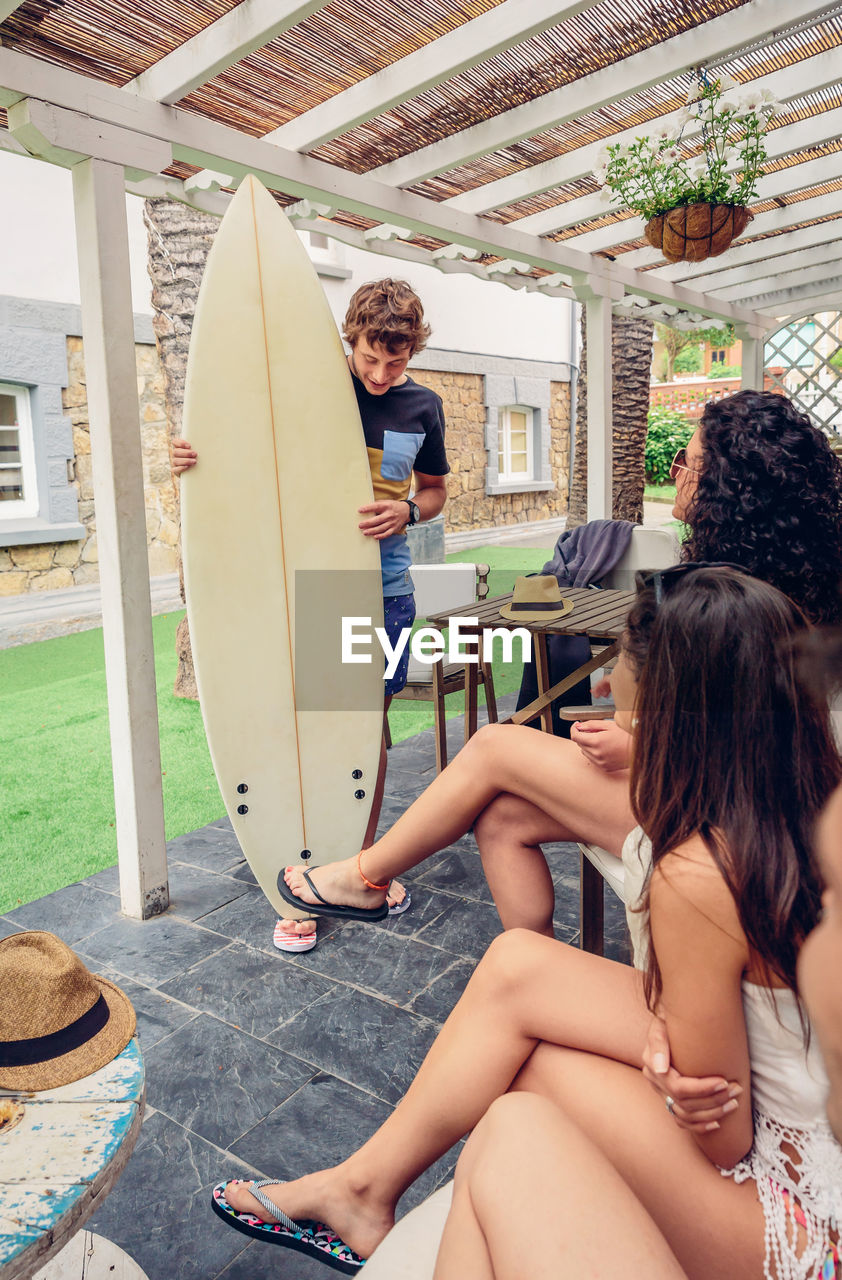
left=370, top=0, right=830, bottom=188
left=513, top=110, right=842, bottom=239
left=271, top=0, right=593, bottom=153
left=740, top=335, right=765, bottom=389
left=643, top=213, right=842, bottom=286
left=577, top=282, right=620, bottom=521
left=126, top=0, right=330, bottom=104
left=684, top=237, right=842, bottom=294
left=620, top=188, right=842, bottom=270
left=8, top=97, right=172, bottom=178
left=717, top=261, right=842, bottom=303
left=742, top=277, right=842, bottom=313
left=447, top=43, right=842, bottom=217
left=0, top=47, right=775, bottom=327
left=0, top=2, right=25, bottom=19
left=71, top=157, right=169, bottom=921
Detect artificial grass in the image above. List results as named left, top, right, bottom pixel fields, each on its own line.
left=1, top=543, right=553, bottom=911
left=644, top=482, right=677, bottom=503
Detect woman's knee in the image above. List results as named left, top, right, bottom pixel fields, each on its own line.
left=475, top=928, right=548, bottom=998
left=474, top=792, right=527, bottom=848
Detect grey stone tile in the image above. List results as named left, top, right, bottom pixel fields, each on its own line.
left=228, top=1073, right=459, bottom=1220
left=115, top=975, right=198, bottom=1050
left=145, top=1014, right=313, bottom=1148
left=406, top=958, right=476, bottom=1022
left=375, top=884, right=466, bottom=938
left=216, top=1240, right=338, bottom=1280
left=412, top=844, right=492, bottom=903
left=5, top=882, right=120, bottom=945
left=413, top=895, right=503, bottom=961
left=0, top=916, right=23, bottom=941
left=167, top=825, right=243, bottom=873
left=80, top=862, right=120, bottom=895
left=228, top=860, right=257, bottom=885
left=198, top=887, right=285, bottom=953
left=270, top=987, right=438, bottom=1105
left=291, top=923, right=457, bottom=1007
left=81, top=913, right=230, bottom=987
left=165, top=862, right=252, bottom=922
left=159, top=941, right=335, bottom=1036
left=87, top=1110, right=256, bottom=1280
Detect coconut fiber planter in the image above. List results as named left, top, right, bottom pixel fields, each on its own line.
left=645, top=203, right=752, bottom=263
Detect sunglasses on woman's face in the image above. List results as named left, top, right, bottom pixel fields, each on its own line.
left=635, top=561, right=747, bottom=606
left=669, top=447, right=702, bottom=481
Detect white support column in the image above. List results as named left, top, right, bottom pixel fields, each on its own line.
left=575, top=280, right=623, bottom=521
left=737, top=324, right=766, bottom=391
left=71, top=157, right=169, bottom=920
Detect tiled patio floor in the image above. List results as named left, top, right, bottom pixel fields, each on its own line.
left=1, top=704, right=629, bottom=1280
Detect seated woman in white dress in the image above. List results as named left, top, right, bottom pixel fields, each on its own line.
left=212, top=566, right=842, bottom=1280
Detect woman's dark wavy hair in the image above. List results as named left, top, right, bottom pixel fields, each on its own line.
left=625, top=567, right=840, bottom=1010
left=683, top=391, right=842, bottom=626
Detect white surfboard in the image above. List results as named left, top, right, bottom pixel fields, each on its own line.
left=181, top=175, right=384, bottom=919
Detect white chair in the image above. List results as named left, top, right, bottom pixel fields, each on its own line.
left=385, top=563, right=497, bottom=772
left=575, top=525, right=679, bottom=954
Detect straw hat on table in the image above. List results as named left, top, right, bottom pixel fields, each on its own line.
left=498, top=575, right=574, bottom=624
left=0, top=931, right=135, bottom=1091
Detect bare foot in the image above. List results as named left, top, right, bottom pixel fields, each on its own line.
left=283, top=857, right=387, bottom=912
left=275, top=917, right=317, bottom=936
left=223, top=1168, right=394, bottom=1260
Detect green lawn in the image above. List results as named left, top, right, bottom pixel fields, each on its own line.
left=644, top=482, right=677, bottom=503
left=0, top=544, right=552, bottom=912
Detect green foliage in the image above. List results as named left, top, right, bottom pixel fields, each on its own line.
left=645, top=407, right=693, bottom=485
left=674, top=345, right=703, bottom=374
left=830, top=347, right=842, bottom=370
left=708, top=364, right=742, bottom=379
left=595, top=75, right=780, bottom=222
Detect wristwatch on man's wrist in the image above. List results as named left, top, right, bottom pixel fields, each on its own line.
left=404, top=500, right=420, bottom=527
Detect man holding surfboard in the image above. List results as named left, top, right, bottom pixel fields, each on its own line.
left=174, top=278, right=449, bottom=952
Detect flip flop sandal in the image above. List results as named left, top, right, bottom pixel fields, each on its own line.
left=387, top=890, right=411, bottom=916
left=273, top=920, right=319, bottom=952
left=211, top=1180, right=365, bottom=1275
left=277, top=867, right=389, bottom=922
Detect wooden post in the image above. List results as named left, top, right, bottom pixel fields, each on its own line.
left=71, top=157, right=169, bottom=920
left=575, top=278, right=623, bottom=522
left=739, top=328, right=766, bottom=391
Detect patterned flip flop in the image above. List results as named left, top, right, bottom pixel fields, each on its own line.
left=273, top=920, right=319, bottom=952
left=387, top=890, right=411, bottom=917
left=211, top=1180, right=365, bottom=1274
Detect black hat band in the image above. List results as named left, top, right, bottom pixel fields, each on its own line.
left=508, top=601, right=564, bottom=611
left=0, top=992, right=110, bottom=1068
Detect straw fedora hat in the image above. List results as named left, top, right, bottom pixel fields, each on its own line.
left=498, top=575, right=574, bottom=624
left=0, top=931, right=135, bottom=1091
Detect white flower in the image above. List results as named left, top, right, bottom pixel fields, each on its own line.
left=718, top=72, right=739, bottom=91
left=686, top=83, right=702, bottom=103
left=661, top=147, right=680, bottom=163
left=717, top=92, right=741, bottom=114
left=675, top=107, right=693, bottom=128
left=599, top=185, right=615, bottom=205
left=686, top=154, right=709, bottom=180
left=723, top=146, right=743, bottom=169
left=594, top=145, right=611, bottom=170
left=736, top=87, right=764, bottom=114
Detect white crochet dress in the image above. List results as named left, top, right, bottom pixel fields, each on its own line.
left=622, top=829, right=842, bottom=1280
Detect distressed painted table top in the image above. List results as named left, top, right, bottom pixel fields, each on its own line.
left=0, top=1038, right=144, bottom=1280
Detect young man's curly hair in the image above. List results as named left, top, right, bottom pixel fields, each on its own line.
left=342, top=279, right=431, bottom=356
left=684, top=390, right=842, bottom=626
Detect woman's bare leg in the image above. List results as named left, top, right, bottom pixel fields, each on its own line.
left=223, top=931, right=648, bottom=1257
left=282, top=722, right=634, bottom=913
left=512, top=1045, right=767, bottom=1280
left=434, top=1094, right=686, bottom=1280
left=474, top=793, right=570, bottom=933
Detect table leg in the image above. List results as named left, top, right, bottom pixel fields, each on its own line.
left=509, top=642, right=618, bottom=729
left=532, top=635, right=555, bottom=734
left=464, top=659, right=478, bottom=745
left=579, top=853, right=605, bottom=957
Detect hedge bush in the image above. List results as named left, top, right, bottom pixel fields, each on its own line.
left=645, top=407, right=694, bottom=485
left=708, top=364, right=742, bottom=379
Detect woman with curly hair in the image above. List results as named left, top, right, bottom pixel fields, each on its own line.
left=277, top=391, right=842, bottom=934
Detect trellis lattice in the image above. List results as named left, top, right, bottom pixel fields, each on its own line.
left=764, top=311, right=842, bottom=435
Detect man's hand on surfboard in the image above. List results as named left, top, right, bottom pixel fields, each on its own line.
left=172, top=438, right=198, bottom=476
left=358, top=500, right=414, bottom=539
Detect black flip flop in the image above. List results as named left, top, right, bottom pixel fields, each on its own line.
left=277, top=866, right=389, bottom=921
left=211, top=1181, right=365, bottom=1274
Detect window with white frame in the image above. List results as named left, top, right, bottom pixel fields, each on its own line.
left=497, top=405, right=534, bottom=483
left=0, top=383, right=37, bottom=518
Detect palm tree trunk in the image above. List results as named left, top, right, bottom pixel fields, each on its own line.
left=144, top=198, right=218, bottom=697
left=569, top=310, right=654, bottom=525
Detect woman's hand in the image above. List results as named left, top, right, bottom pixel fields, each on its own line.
left=642, top=1015, right=743, bottom=1133
left=570, top=719, right=631, bottom=771
left=172, top=439, right=198, bottom=476
left=591, top=675, right=612, bottom=699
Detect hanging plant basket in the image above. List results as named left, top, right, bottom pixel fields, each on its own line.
left=644, top=203, right=753, bottom=264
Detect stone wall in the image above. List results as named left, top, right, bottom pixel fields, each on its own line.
left=1, top=338, right=176, bottom=594
left=410, top=367, right=570, bottom=531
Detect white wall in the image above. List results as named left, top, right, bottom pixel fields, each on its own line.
left=0, top=150, right=574, bottom=366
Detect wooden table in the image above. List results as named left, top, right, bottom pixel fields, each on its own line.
left=0, top=1039, right=145, bottom=1280
left=426, top=585, right=636, bottom=736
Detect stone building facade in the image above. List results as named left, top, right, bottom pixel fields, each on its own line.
left=0, top=294, right=571, bottom=596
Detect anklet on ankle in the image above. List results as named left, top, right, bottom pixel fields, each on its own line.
left=357, top=851, right=389, bottom=892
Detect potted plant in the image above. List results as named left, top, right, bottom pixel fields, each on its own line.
left=594, top=73, right=781, bottom=263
